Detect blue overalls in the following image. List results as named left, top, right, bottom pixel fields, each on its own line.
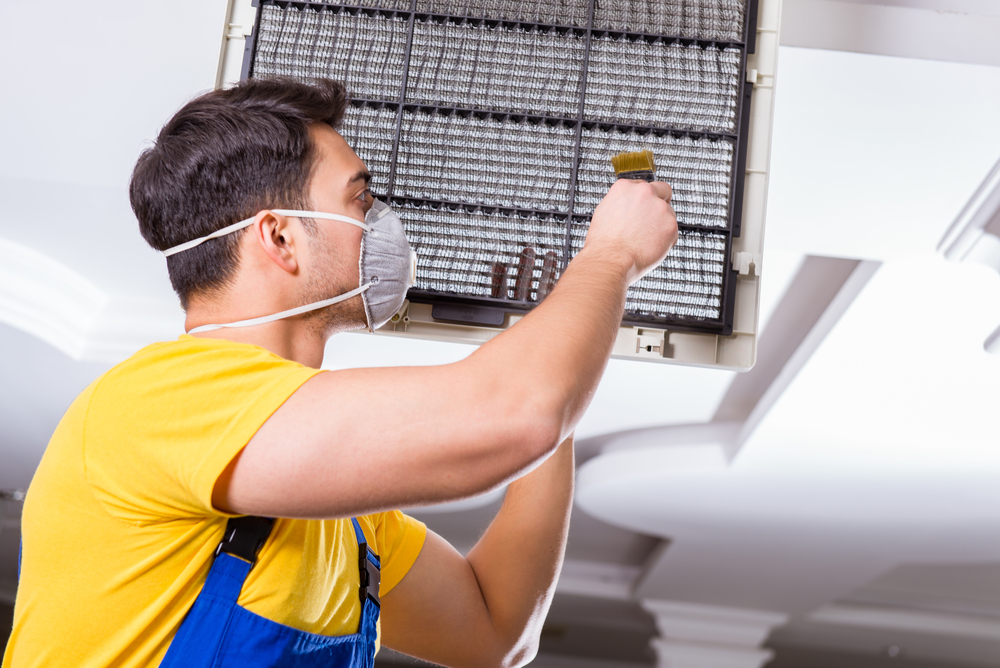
left=159, top=515, right=382, bottom=667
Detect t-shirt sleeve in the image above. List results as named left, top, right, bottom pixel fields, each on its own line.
left=367, top=511, right=427, bottom=597
left=83, top=338, right=323, bottom=522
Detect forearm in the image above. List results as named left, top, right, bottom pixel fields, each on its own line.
left=467, top=248, right=630, bottom=441
left=465, top=436, right=575, bottom=666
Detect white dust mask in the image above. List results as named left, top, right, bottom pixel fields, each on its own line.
left=161, top=199, right=417, bottom=334
left=357, top=198, right=418, bottom=330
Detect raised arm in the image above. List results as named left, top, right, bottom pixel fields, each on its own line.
left=214, top=179, right=677, bottom=519
left=380, top=436, right=576, bottom=668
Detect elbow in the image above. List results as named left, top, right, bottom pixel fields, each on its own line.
left=484, top=376, right=563, bottom=468
left=510, top=406, right=562, bottom=469
left=480, top=608, right=547, bottom=668
left=471, top=636, right=538, bottom=668
left=501, top=641, right=539, bottom=668
left=525, top=380, right=569, bottom=456
left=462, top=378, right=563, bottom=491
left=465, top=357, right=567, bottom=470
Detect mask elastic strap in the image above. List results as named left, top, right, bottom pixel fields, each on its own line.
left=187, top=283, right=373, bottom=334
left=162, top=210, right=370, bottom=257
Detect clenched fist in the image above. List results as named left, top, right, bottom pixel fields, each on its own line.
left=584, top=179, right=678, bottom=285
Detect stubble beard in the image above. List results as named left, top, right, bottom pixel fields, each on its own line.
left=299, top=252, right=368, bottom=338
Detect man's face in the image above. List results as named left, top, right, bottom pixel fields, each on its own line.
left=298, top=123, right=374, bottom=334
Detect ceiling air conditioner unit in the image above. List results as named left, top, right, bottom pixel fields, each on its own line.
left=217, top=0, right=780, bottom=370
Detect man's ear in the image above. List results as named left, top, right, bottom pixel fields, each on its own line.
left=252, top=210, right=299, bottom=275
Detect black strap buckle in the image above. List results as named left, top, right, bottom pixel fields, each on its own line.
left=215, top=516, right=275, bottom=566
left=358, top=542, right=381, bottom=608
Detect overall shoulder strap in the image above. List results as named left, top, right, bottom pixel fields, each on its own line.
left=351, top=518, right=381, bottom=608
left=158, top=517, right=276, bottom=666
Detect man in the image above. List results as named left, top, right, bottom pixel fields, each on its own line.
left=3, top=77, right=677, bottom=667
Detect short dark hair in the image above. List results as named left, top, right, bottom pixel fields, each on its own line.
left=130, top=77, right=349, bottom=309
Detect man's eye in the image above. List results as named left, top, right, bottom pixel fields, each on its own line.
left=357, top=189, right=370, bottom=202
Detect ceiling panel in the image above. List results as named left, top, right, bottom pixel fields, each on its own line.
left=844, top=561, right=1000, bottom=619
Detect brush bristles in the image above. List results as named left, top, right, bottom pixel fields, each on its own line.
left=611, top=150, right=656, bottom=177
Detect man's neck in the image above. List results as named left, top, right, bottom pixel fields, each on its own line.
left=184, top=312, right=329, bottom=369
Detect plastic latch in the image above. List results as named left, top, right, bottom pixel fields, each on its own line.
left=733, top=251, right=753, bottom=275
left=635, top=331, right=665, bottom=357
left=358, top=543, right=382, bottom=608
left=225, top=23, right=254, bottom=39
left=215, top=516, right=275, bottom=565
left=746, top=68, right=758, bottom=84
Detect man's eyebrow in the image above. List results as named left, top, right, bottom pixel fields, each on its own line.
left=347, top=170, right=371, bottom=187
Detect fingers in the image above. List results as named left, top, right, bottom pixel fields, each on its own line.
left=649, top=180, right=673, bottom=203
left=664, top=200, right=679, bottom=246
left=611, top=178, right=673, bottom=203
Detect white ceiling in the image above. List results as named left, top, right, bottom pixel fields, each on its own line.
left=2, top=0, right=1000, bottom=665
left=765, top=47, right=1000, bottom=261
left=835, top=0, right=1000, bottom=17
left=783, top=0, right=1000, bottom=67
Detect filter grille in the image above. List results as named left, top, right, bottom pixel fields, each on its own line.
left=585, top=38, right=742, bottom=133
left=414, top=0, right=591, bottom=26
left=339, top=103, right=398, bottom=194
left=593, top=0, right=747, bottom=41
left=256, top=5, right=408, bottom=101
left=394, top=113, right=577, bottom=211
left=405, top=22, right=586, bottom=117
left=248, top=0, right=752, bottom=333
left=400, top=203, right=569, bottom=300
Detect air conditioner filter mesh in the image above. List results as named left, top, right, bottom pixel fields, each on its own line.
left=248, top=0, right=752, bottom=333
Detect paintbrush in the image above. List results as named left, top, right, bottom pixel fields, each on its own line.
left=610, top=149, right=656, bottom=181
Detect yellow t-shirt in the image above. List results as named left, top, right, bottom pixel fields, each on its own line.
left=3, top=336, right=426, bottom=668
